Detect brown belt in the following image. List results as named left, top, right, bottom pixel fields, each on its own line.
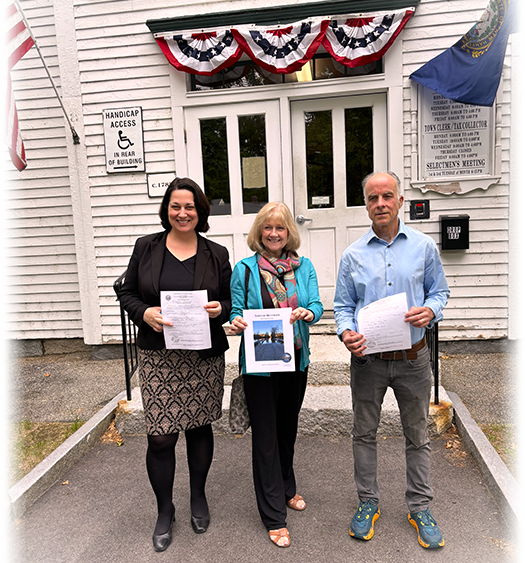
left=375, top=336, right=426, bottom=361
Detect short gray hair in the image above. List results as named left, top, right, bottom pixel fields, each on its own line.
left=362, top=171, right=401, bottom=201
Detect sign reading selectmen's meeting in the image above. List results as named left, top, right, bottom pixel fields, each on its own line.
left=103, top=107, right=145, bottom=173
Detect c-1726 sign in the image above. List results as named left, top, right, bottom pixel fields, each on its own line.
left=103, top=106, right=145, bottom=173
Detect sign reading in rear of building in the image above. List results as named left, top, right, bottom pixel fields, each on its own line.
left=103, top=107, right=145, bottom=173
left=420, top=89, right=492, bottom=180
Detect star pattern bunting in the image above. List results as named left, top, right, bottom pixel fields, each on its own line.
left=232, top=19, right=329, bottom=74
left=323, top=10, right=414, bottom=67
left=156, top=30, right=243, bottom=75
left=154, top=9, right=415, bottom=76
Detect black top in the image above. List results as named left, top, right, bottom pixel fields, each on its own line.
left=260, top=273, right=275, bottom=309
left=159, top=248, right=196, bottom=292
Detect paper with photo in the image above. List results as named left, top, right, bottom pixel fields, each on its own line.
left=243, top=308, right=295, bottom=373
left=161, top=290, right=211, bottom=350
left=357, top=292, right=411, bottom=355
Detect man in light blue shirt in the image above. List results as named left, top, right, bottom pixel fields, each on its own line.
left=334, top=171, right=449, bottom=549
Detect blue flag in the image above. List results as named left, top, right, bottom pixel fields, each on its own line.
left=410, top=0, right=516, bottom=106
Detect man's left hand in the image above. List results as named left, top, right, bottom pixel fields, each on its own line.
left=405, top=306, right=434, bottom=328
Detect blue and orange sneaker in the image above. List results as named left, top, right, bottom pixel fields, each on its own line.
left=408, top=508, right=445, bottom=548
left=349, top=499, right=380, bottom=540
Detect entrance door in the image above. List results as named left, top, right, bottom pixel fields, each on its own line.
left=291, top=95, right=388, bottom=308
left=185, top=101, right=282, bottom=265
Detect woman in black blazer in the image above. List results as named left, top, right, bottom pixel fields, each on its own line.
left=119, top=178, right=231, bottom=552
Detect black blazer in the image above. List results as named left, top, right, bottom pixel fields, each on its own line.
left=118, top=231, right=231, bottom=358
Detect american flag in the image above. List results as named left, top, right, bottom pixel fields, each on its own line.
left=6, top=2, right=34, bottom=171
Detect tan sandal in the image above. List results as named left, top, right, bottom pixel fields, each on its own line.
left=269, top=528, right=290, bottom=548
left=286, top=493, right=306, bottom=511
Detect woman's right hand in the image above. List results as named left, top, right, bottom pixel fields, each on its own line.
left=228, top=315, right=248, bottom=335
left=143, top=306, right=173, bottom=333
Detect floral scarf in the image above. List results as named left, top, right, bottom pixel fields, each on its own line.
left=258, top=250, right=302, bottom=349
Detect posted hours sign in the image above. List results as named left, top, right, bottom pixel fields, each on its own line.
left=103, top=106, right=145, bottom=173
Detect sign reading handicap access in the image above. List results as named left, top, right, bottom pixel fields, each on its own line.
left=103, top=106, right=145, bottom=173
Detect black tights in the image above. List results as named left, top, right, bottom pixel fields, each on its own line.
left=146, top=424, right=214, bottom=534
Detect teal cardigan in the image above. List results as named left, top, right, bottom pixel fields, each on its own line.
left=230, top=254, right=324, bottom=376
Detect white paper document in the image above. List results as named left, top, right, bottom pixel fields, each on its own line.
left=243, top=308, right=295, bottom=373
left=357, top=292, right=412, bottom=355
left=160, top=290, right=211, bottom=350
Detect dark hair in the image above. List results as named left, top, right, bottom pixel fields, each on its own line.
left=159, top=177, right=210, bottom=233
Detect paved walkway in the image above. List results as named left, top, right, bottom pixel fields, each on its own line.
left=10, top=432, right=517, bottom=563
left=8, top=335, right=520, bottom=561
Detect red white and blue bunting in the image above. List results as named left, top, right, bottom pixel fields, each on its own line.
left=154, top=8, right=414, bottom=76
left=156, top=29, right=243, bottom=75
left=323, top=10, right=415, bottom=67
left=231, top=19, right=329, bottom=74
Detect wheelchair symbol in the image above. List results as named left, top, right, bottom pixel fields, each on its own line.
left=117, top=130, right=134, bottom=150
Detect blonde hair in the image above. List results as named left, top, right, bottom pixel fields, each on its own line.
left=247, top=202, right=301, bottom=254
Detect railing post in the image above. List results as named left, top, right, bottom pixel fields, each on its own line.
left=114, top=270, right=139, bottom=402
left=433, top=323, right=439, bottom=405
left=120, top=304, right=132, bottom=401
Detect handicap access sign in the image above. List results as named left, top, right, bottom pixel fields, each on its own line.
left=103, top=106, right=145, bottom=173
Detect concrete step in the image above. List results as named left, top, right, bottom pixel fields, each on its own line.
left=115, top=385, right=453, bottom=438
left=116, top=330, right=452, bottom=437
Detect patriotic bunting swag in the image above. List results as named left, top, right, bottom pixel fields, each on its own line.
left=154, top=8, right=414, bottom=76
left=156, top=29, right=242, bottom=75
left=231, top=19, right=329, bottom=74
left=6, top=2, right=35, bottom=171
left=323, top=10, right=415, bottom=68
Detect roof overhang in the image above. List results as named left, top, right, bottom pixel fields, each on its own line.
left=146, top=0, right=420, bottom=34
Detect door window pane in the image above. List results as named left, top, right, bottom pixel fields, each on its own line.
left=345, top=107, right=373, bottom=207
left=305, top=110, right=334, bottom=209
left=238, top=114, right=268, bottom=214
left=200, top=118, right=231, bottom=215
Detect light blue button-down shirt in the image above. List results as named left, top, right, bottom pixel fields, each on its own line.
left=334, top=220, right=450, bottom=346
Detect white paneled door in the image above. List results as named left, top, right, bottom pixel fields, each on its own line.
left=185, top=95, right=387, bottom=312
left=291, top=95, right=388, bottom=308
left=185, top=101, right=282, bottom=266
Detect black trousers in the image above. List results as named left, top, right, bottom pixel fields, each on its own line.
left=243, top=356, right=308, bottom=530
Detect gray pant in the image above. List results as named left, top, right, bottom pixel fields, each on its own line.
left=350, top=345, right=433, bottom=513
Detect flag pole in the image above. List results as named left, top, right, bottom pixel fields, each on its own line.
left=13, top=0, right=80, bottom=144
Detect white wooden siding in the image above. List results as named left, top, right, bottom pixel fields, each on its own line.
left=6, top=0, right=82, bottom=340
left=402, top=0, right=511, bottom=340
left=71, top=0, right=178, bottom=342
left=6, top=0, right=514, bottom=344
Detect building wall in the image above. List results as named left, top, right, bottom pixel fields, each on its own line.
left=6, top=0, right=83, bottom=340
left=6, top=0, right=513, bottom=344
left=402, top=0, right=512, bottom=339
left=73, top=0, right=177, bottom=343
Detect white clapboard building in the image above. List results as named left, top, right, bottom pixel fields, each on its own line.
left=5, top=0, right=521, bottom=352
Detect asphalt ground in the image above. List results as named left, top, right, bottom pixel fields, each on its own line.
left=9, top=351, right=126, bottom=424
left=10, top=432, right=517, bottom=563
left=8, top=345, right=520, bottom=562
left=439, top=352, right=518, bottom=427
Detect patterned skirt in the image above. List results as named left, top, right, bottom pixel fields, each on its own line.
left=138, top=348, right=225, bottom=435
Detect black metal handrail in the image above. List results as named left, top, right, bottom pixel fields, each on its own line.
left=427, top=322, right=440, bottom=405
left=113, top=270, right=139, bottom=401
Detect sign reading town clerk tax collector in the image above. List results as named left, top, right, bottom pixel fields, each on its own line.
left=103, top=107, right=145, bottom=173
left=420, top=89, right=492, bottom=180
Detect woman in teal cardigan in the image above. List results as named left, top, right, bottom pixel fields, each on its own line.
left=229, top=202, right=323, bottom=548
